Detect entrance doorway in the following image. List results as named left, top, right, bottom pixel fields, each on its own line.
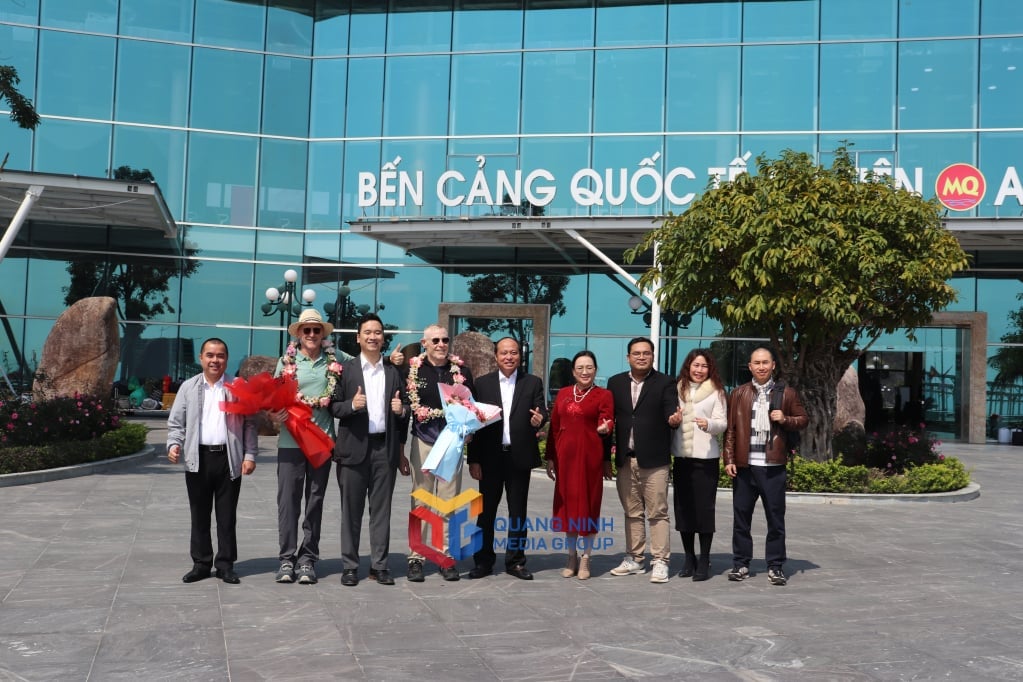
left=437, top=302, right=551, bottom=383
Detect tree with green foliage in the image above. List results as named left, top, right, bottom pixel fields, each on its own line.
left=626, top=147, right=969, bottom=461
left=0, top=65, right=40, bottom=130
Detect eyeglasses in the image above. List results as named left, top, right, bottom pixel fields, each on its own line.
left=629, top=351, right=653, bottom=358
left=430, top=337, right=450, bottom=345
left=301, top=327, right=322, bottom=335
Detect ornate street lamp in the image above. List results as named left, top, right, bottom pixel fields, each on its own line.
left=261, top=269, right=316, bottom=355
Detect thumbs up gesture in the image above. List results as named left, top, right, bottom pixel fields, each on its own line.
left=390, top=390, right=403, bottom=415
left=352, top=385, right=366, bottom=411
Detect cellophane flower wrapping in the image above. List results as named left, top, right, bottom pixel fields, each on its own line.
left=421, top=383, right=502, bottom=482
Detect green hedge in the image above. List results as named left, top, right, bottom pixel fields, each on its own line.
left=0, top=422, right=149, bottom=475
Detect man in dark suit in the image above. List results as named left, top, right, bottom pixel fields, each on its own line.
left=330, top=314, right=411, bottom=586
left=467, top=337, right=548, bottom=581
left=607, top=337, right=681, bottom=584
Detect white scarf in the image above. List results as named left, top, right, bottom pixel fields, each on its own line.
left=753, top=379, right=774, bottom=439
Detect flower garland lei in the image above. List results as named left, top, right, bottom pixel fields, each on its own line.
left=281, top=339, right=343, bottom=408
left=407, top=353, right=465, bottom=422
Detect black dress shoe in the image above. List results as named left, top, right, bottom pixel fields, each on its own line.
left=693, top=555, right=711, bottom=582
left=506, top=565, right=534, bottom=581
left=467, top=564, right=493, bottom=579
left=215, top=568, right=240, bottom=584
left=369, top=568, right=394, bottom=585
left=439, top=565, right=461, bottom=581
left=407, top=560, right=425, bottom=583
left=182, top=565, right=211, bottom=583
left=679, top=554, right=696, bottom=578
left=340, top=569, right=359, bottom=586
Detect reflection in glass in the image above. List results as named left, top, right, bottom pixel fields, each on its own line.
left=185, top=133, right=259, bottom=226
left=384, top=56, right=450, bottom=137
left=263, top=56, right=310, bottom=137
left=522, top=52, right=592, bottom=134
left=194, top=0, right=267, bottom=50
left=524, top=0, right=593, bottom=49
left=38, top=31, right=114, bottom=119
left=259, top=139, right=308, bottom=229
left=667, top=47, right=740, bottom=133
left=116, top=41, right=190, bottom=127
left=741, top=45, right=816, bottom=132
left=119, top=1, right=192, bottom=41
left=191, top=48, right=262, bottom=134
left=34, top=120, right=111, bottom=176
left=594, top=49, right=664, bottom=134
left=898, top=41, right=977, bottom=131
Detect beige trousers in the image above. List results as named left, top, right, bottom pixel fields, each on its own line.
left=407, top=436, right=462, bottom=561
left=615, top=458, right=671, bottom=563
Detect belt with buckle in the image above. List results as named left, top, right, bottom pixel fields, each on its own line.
left=199, top=443, right=226, bottom=454
left=501, top=444, right=512, bottom=452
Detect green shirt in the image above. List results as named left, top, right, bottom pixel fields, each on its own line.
left=274, top=349, right=349, bottom=448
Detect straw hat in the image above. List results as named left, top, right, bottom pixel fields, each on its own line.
left=287, top=308, right=334, bottom=338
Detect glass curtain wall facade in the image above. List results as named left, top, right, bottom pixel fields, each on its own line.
left=2, top=0, right=1023, bottom=439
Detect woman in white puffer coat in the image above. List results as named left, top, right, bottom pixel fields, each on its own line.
left=670, top=348, right=727, bottom=582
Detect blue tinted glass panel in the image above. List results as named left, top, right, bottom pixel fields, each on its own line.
left=741, top=45, right=816, bottom=131
left=820, top=0, right=895, bottom=39
left=524, top=1, right=594, bottom=49
left=980, top=39, right=1023, bottom=130
left=342, top=140, right=381, bottom=226
left=112, top=126, right=188, bottom=219
left=190, top=48, right=262, bottom=134
left=447, top=137, right=519, bottom=156
left=742, top=0, right=817, bottom=41
left=595, top=1, right=665, bottom=46
left=37, top=31, right=114, bottom=120
left=440, top=142, right=519, bottom=217
left=24, top=259, right=72, bottom=317
left=383, top=56, right=449, bottom=137
left=0, top=125, right=32, bottom=171
left=744, top=135, right=816, bottom=162
left=898, top=41, right=976, bottom=130
left=522, top=51, right=592, bottom=134
left=267, top=1, right=314, bottom=55
left=387, top=5, right=451, bottom=53
left=34, top=120, right=110, bottom=175
left=349, top=3, right=387, bottom=55
left=303, top=232, right=340, bottom=264
left=116, top=41, right=190, bottom=126
left=664, top=135, right=741, bottom=206
left=820, top=43, right=896, bottom=131
left=40, top=0, right=115, bottom=31
left=263, top=56, right=310, bottom=137
left=256, top=230, right=304, bottom=260
left=545, top=274, right=585, bottom=336
left=313, top=3, right=350, bottom=56
left=899, top=0, right=978, bottom=38
left=307, top=142, right=343, bottom=230
left=310, top=58, right=346, bottom=137
left=898, top=133, right=974, bottom=203
left=0, top=257, right=26, bottom=319
left=259, top=139, right=308, bottom=229
left=666, top=46, right=739, bottom=133
left=519, top=137, right=590, bottom=217
left=981, top=0, right=1023, bottom=33
left=194, top=0, right=266, bottom=50
left=0, top=24, right=36, bottom=100
left=450, top=54, right=521, bottom=136
left=594, top=49, right=664, bottom=134
left=668, top=0, right=740, bottom=44
left=591, top=136, right=666, bottom=215
left=0, top=0, right=38, bottom=22
left=378, top=268, right=443, bottom=335
left=453, top=1, right=522, bottom=50
left=183, top=225, right=255, bottom=260
left=375, top=139, right=446, bottom=217
left=119, top=0, right=193, bottom=41
left=587, top=274, right=650, bottom=336
left=346, top=58, right=383, bottom=137
left=185, top=133, right=258, bottom=226
left=180, top=259, right=253, bottom=325
left=979, top=133, right=1023, bottom=218
left=981, top=277, right=1023, bottom=344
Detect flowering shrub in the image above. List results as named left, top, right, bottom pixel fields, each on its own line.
left=0, top=393, right=120, bottom=446
left=864, top=424, right=944, bottom=474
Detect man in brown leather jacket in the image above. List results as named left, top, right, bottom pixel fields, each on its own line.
left=723, top=347, right=807, bottom=586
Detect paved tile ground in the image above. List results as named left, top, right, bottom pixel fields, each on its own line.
left=1, top=418, right=1022, bottom=681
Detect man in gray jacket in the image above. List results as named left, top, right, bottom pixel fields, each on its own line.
left=167, top=338, right=258, bottom=584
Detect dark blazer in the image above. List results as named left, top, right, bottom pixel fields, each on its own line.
left=607, top=369, right=677, bottom=469
left=330, top=355, right=409, bottom=468
left=468, top=369, right=548, bottom=470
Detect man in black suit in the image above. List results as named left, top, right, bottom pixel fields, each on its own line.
left=607, top=337, right=681, bottom=584
left=330, top=314, right=411, bottom=586
left=466, top=337, right=548, bottom=581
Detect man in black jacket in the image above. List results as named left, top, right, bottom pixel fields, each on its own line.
left=466, top=337, right=548, bottom=581
left=607, top=337, right=681, bottom=584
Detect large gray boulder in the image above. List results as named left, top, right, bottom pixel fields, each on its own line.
left=34, top=297, right=119, bottom=400
left=451, top=331, right=498, bottom=379
left=833, top=364, right=866, bottom=433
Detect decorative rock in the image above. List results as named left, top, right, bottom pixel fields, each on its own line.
left=451, top=331, right=498, bottom=379
left=833, top=364, right=866, bottom=433
left=34, top=297, right=119, bottom=400
left=237, top=354, right=280, bottom=436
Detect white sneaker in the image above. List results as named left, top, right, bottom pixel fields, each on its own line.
left=610, top=557, right=645, bottom=576
left=650, top=561, right=669, bottom=584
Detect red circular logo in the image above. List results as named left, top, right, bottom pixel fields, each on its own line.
left=934, top=163, right=985, bottom=211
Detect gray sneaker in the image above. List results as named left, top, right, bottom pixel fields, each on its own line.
left=275, top=561, right=295, bottom=583
left=767, top=566, right=787, bottom=586
left=727, top=565, right=750, bottom=582
left=296, top=564, right=317, bottom=585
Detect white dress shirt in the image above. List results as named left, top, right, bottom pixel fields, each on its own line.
left=361, top=354, right=387, bottom=434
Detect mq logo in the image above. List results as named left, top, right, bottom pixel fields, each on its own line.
left=935, top=163, right=986, bottom=211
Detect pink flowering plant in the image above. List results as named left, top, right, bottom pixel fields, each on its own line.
left=0, top=392, right=120, bottom=446
left=864, top=423, right=944, bottom=475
